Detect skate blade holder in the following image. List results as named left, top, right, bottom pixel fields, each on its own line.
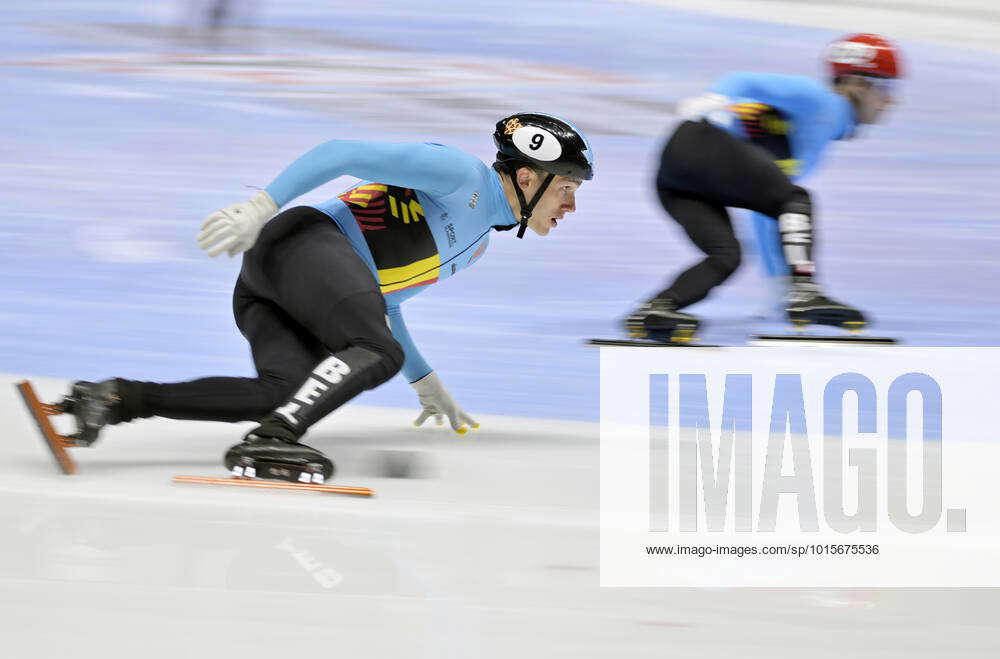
left=16, top=381, right=79, bottom=474
left=626, top=326, right=699, bottom=344
left=232, top=460, right=326, bottom=485
left=671, top=327, right=697, bottom=344
left=790, top=318, right=867, bottom=332
left=842, top=320, right=867, bottom=335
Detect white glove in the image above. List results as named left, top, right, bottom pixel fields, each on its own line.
left=675, top=92, right=732, bottom=120
left=197, top=190, right=279, bottom=257
left=411, top=372, right=479, bottom=435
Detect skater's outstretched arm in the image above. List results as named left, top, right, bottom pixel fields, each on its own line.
left=198, top=141, right=479, bottom=258
left=386, top=302, right=432, bottom=384
left=266, top=140, right=478, bottom=205
left=386, top=302, right=476, bottom=434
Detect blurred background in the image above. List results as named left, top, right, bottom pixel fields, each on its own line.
left=3, top=0, right=998, bottom=421
left=1, top=1, right=999, bottom=657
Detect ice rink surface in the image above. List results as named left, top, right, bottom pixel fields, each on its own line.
left=2, top=1, right=999, bottom=656
left=6, top=375, right=1000, bottom=658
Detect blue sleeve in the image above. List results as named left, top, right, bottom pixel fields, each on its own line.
left=711, top=72, right=822, bottom=120
left=386, top=303, right=433, bottom=384
left=265, top=141, right=474, bottom=207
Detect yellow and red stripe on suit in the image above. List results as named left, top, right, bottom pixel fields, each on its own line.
left=338, top=184, right=441, bottom=294
left=727, top=102, right=800, bottom=176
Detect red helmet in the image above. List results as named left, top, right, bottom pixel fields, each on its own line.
left=825, top=33, right=902, bottom=79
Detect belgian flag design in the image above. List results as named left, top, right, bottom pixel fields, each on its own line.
left=728, top=102, right=800, bottom=176
left=339, top=184, right=441, bottom=294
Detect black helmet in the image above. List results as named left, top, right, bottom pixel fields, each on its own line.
left=493, top=112, right=594, bottom=181
left=492, top=112, right=593, bottom=238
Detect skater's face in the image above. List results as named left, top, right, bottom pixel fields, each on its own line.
left=515, top=168, right=581, bottom=237
left=841, top=75, right=897, bottom=124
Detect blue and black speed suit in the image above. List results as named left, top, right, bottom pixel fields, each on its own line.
left=121, top=141, right=519, bottom=433
left=654, top=72, right=856, bottom=308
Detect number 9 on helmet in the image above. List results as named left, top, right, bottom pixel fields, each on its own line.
left=493, top=113, right=594, bottom=182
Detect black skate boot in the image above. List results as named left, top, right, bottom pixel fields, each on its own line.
left=785, top=277, right=866, bottom=330
left=625, top=296, right=701, bottom=343
left=224, top=416, right=335, bottom=484
left=61, top=380, right=124, bottom=446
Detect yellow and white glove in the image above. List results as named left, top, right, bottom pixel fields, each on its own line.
left=411, top=372, right=479, bottom=435
left=197, top=190, right=278, bottom=257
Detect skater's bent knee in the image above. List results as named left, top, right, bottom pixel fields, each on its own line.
left=361, top=335, right=404, bottom=381
left=781, top=187, right=812, bottom=217
left=386, top=341, right=404, bottom=375
left=708, top=245, right=742, bottom=278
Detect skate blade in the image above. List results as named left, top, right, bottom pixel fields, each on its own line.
left=587, top=339, right=720, bottom=348
left=751, top=334, right=897, bottom=346
left=15, top=381, right=77, bottom=475
left=173, top=475, right=374, bottom=497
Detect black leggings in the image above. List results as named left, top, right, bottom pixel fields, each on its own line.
left=655, top=120, right=811, bottom=308
left=127, top=206, right=403, bottom=429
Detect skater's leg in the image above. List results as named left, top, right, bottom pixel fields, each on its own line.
left=624, top=173, right=741, bottom=341
left=659, top=120, right=800, bottom=216
left=624, top=190, right=724, bottom=341
left=68, top=207, right=395, bottom=441
left=685, top=139, right=861, bottom=325
left=259, top=291, right=403, bottom=436
left=241, top=207, right=404, bottom=438
left=659, top=120, right=818, bottom=278
left=659, top=121, right=865, bottom=328
left=62, top=279, right=326, bottom=443
left=222, top=208, right=404, bottom=480
left=222, top=289, right=402, bottom=482
left=137, top=207, right=401, bottom=430
left=654, top=187, right=742, bottom=308
left=130, top=285, right=328, bottom=423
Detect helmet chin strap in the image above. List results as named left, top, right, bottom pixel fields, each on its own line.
left=512, top=171, right=555, bottom=239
